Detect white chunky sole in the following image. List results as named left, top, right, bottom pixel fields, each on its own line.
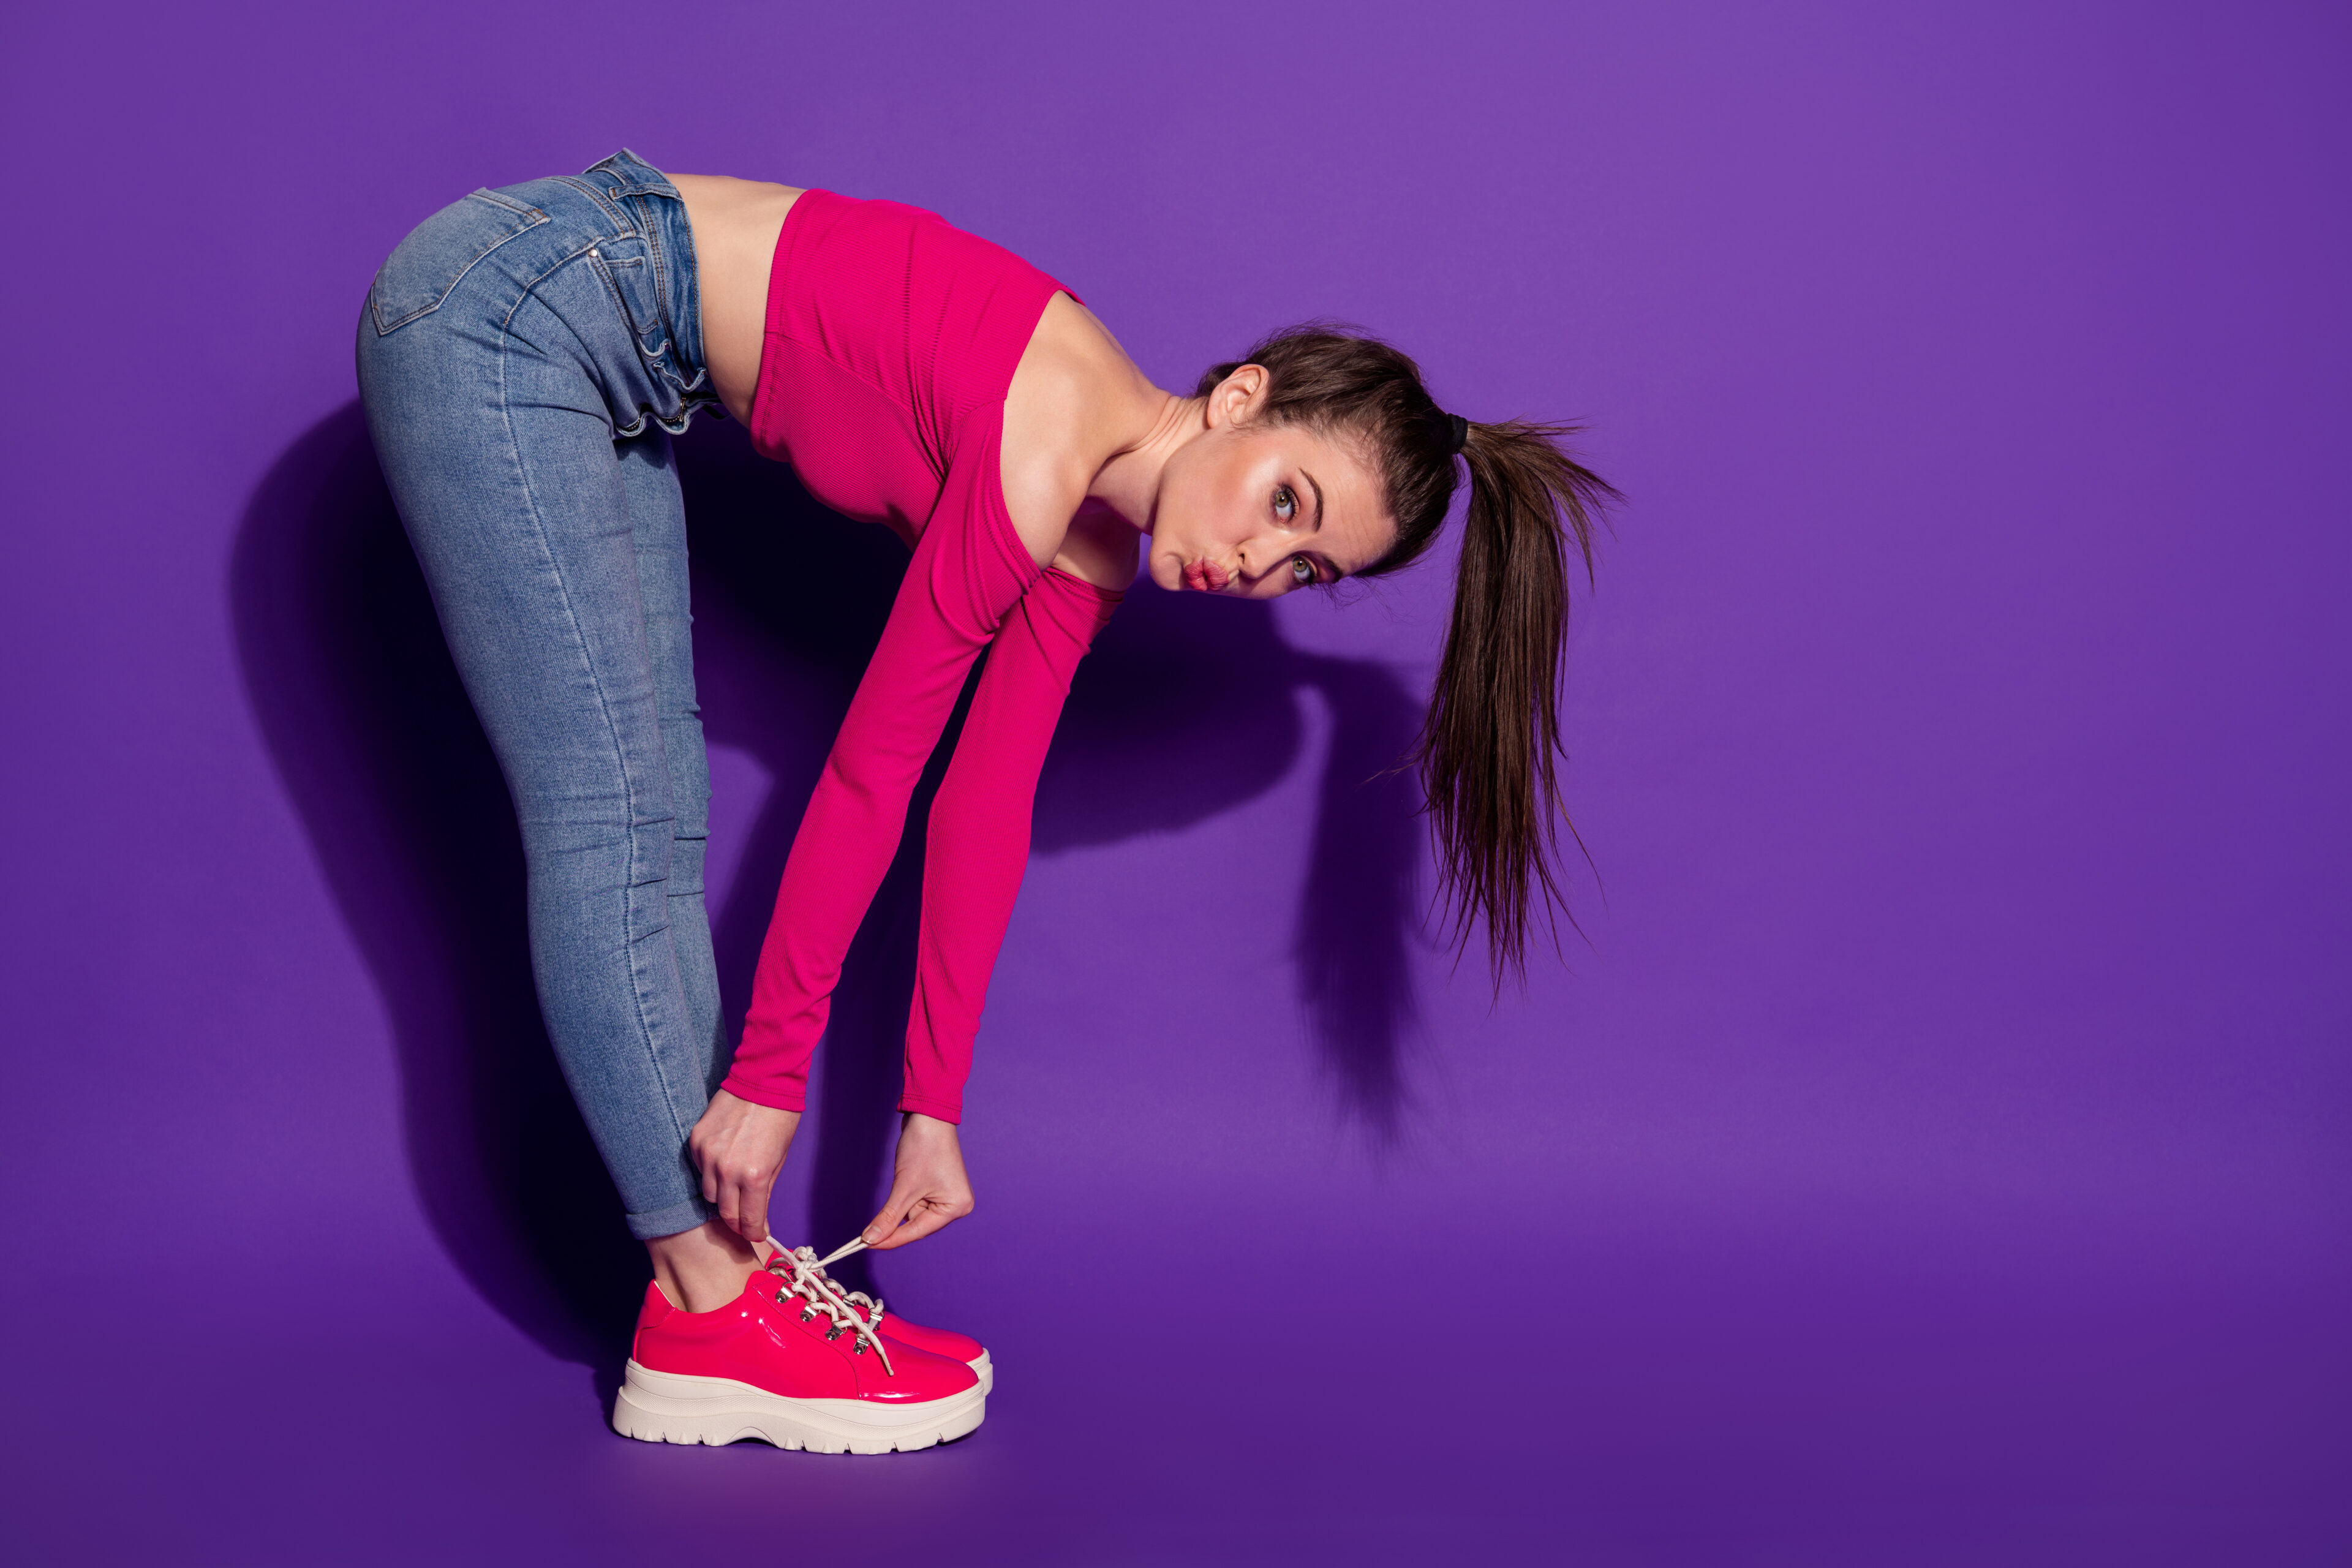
left=970, top=1350, right=993, bottom=1395
left=612, top=1362, right=986, bottom=1454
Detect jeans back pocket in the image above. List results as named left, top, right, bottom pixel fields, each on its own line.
left=368, top=188, right=550, bottom=336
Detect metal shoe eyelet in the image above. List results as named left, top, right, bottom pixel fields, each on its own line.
left=824, top=1327, right=845, bottom=1342
left=775, top=1287, right=790, bottom=1305
left=799, top=1308, right=816, bottom=1322
left=851, top=1341, right=867, bottom=1355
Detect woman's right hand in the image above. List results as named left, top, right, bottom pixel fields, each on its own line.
left=687, top=1088, right=802, bottom=1246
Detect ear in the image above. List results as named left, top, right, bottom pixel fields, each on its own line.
left=1204, top=363, right=1270, bottom=431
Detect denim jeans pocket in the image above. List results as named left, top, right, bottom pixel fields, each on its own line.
left=368, top=187, right=551, bottom=336
left=583, top=251, right=658, bottom=340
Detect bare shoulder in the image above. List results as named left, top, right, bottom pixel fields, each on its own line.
left=1007, top=292, right=1131, bottom=440
left=1001, top=293, right=1150, bottom=585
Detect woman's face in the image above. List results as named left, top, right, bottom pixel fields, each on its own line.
left=1147, top=369, right=1396, bottom=598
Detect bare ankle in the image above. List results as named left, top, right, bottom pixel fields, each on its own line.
left=646, top=1221, right=762, bottom=1314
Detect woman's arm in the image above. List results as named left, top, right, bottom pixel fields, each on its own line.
left=899, top=568, right=1123, bottom=1121
left=720, top=469, right=1033, bottom=1117
left=698, top=278, right=1144, bottom=1246
left=703, top=571, right=1117, bottom=1252
left=696, top=408, right=1066, bottom=1248
left=856, top=568, right=1118, bottom=1250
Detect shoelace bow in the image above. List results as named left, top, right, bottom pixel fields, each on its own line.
left=760, top=1237, right=895, bottom=1376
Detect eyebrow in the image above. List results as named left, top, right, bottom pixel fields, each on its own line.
left=1299, top=467, right=1325, bottom=532
left=1295, top=467, right=1343, bottom=580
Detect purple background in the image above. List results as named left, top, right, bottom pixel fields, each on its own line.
left=4, top=1, right=2346, bottom=1561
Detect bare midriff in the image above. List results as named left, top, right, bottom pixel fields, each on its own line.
left=668, top=173, right=804, bottom=426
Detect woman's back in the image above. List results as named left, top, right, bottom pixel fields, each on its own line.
left=668, top=172, right=800, bottom=426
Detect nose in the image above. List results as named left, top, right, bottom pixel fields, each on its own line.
left=1235, top=533, right=1288, bottom=590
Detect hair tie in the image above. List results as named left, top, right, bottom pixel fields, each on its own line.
left=1444, top=412, right=1470, bottom=456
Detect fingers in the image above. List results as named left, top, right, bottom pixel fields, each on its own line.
left=858, top=1112, right=974, bottom=1250
left=877, top=1202, right=957, bottom=1250
left=687, top=1096, right=801, bottom=1247
left=696, top=1136, right=761, bottom=1245
left=862, top=1185, right=974, bottom=1250
left=715, top=1164, right=744, bottom=1237
left=696, top=1139, right=720, bottom=1207
left=862, top=1189, right=915, bottom=1250
left=739, top=1161, right=777, bottom=1246
left=714, top=1155, right=771, bottom=1245
left=688, top=1107, right=724, bottom=1207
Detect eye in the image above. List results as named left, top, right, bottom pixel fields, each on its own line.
left=1290, top=554, right=1315, bottom=586
left=1273, top=484, right=1297, bottom=523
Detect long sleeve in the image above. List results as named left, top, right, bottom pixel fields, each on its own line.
left=728, top=185, right=1095, bottom=1118
left=899, top=569, right=1121, bottom=1120
left=722, top=423, right=1042, bottom=1112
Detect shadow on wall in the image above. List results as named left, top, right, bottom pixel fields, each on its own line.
left=232, top=403, right=643, bottom=1372
left=232, top=402, right=1425, bottom=1364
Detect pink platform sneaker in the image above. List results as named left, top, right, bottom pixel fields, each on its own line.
left=612, top=1247, right=984, bottom=1454
left=769, top=1243, right=995, bottom=1395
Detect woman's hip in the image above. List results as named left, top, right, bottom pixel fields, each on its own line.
left=356, top=148, right=721, bottom=442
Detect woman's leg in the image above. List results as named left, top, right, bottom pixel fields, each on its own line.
left=358, top=258, right=724, bottom=1250
left=616, top=426, right=773, bottom=1307
left=616, top=426, right=723, bottom=1099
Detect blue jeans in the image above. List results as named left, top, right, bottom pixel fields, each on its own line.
left=354, top=149, right=728, bottom=1240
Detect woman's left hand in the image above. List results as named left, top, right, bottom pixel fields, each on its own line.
left=862, top=1113, right=974, bottom=1250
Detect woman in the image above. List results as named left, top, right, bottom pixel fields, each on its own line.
left=355, top=149, right=1614, bottom=1453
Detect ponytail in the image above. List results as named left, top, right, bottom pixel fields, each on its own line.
left=1195, top=326, right=1619, bottom=980
left=1420, top=421, right=1617, bottom=980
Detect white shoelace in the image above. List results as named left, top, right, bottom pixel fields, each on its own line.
left=760, top=1237, right=895, bottom=1376
left=803, top=1238, right=893, bottom=1333
left=802, top=1238, right=888, bottom=1324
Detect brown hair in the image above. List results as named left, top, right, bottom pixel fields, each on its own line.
left=1197, top=325, right=1621, bottom=980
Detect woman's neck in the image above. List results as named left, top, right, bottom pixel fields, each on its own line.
left=1084, top=390, right=1202, bottom=536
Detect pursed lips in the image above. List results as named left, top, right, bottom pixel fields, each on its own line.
left=1182, top=557, right=1232, bottom=593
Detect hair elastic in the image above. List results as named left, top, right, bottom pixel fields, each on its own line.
left=1444, top=412, right=1470, bottom=455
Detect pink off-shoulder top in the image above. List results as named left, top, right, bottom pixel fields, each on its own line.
left=722, top=188, right=1121, bottom=1123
